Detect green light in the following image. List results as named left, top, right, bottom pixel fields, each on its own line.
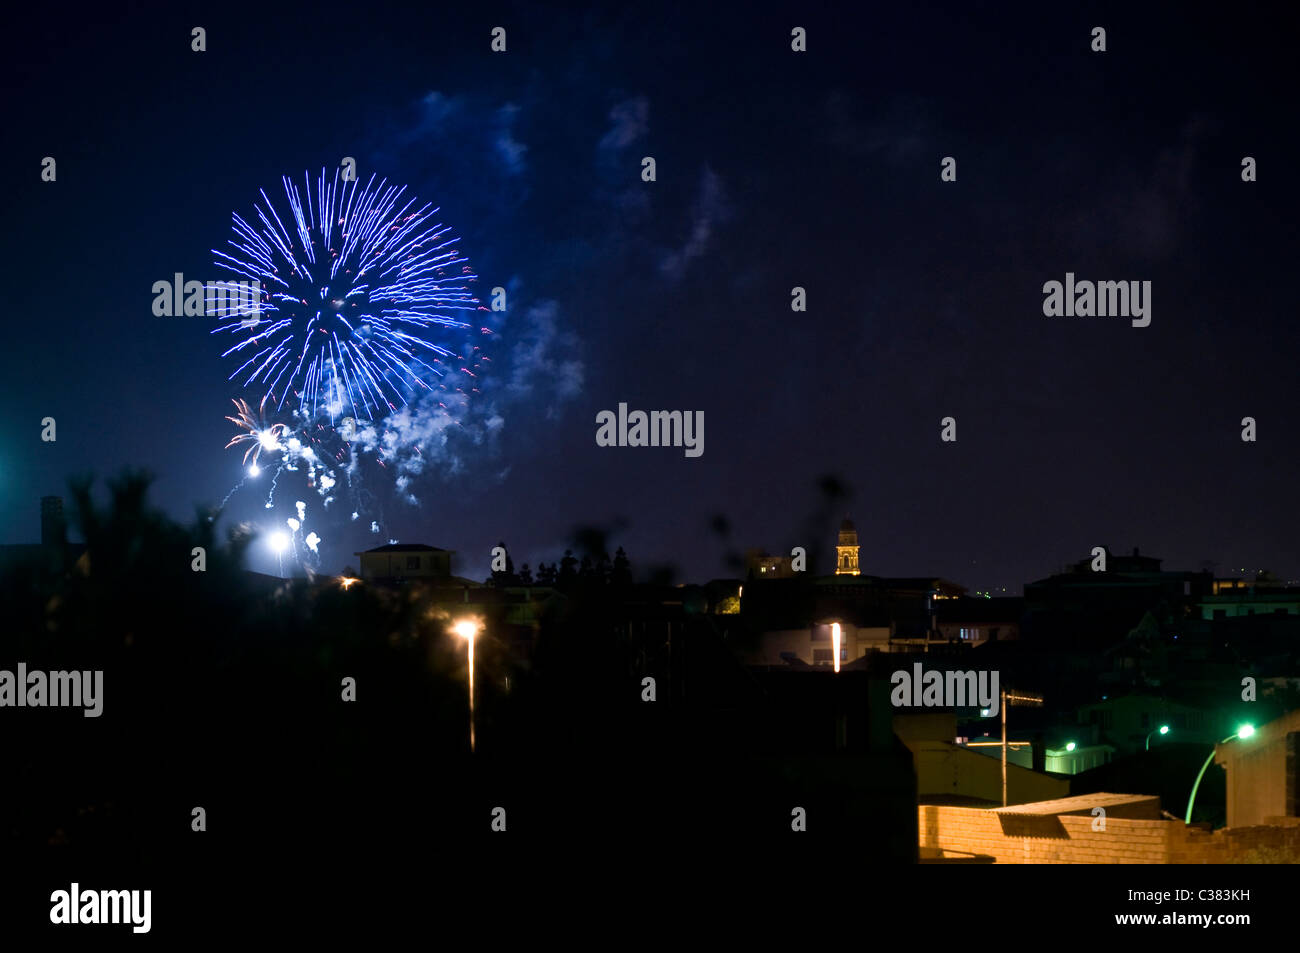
left=1185, top=727, right=1259, bottom=823
left=1159, top=725, right=1170, bottom=735
left=1065, top=742, right=1076, bottom=752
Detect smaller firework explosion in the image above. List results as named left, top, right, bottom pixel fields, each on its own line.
left=225, top=398, right=290, bottom=473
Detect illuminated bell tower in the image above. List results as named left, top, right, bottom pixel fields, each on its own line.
left=835, top=518, right=860, bottom=576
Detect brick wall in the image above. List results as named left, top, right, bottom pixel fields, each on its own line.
left=1168, top=821, right=1300, bottom=863
left=919, top=804, right=1300, bottom=862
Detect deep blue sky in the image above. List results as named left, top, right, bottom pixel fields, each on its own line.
left=5, top=1, right=1298, bottom=589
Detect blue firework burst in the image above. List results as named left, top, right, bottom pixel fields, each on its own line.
left=212, top=169, right=486, bottom=421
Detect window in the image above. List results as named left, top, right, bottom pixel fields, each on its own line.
left=406, top=556, right=421, bottom=570
left=813, top=649, right=833, bottom=663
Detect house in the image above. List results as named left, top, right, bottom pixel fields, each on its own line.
left=934, top=597, right=1023, bottom=645
left=1200, top=576, right=1300, bottom=620
left=1023, top=548, right=1209, bottom=645
left=353, top=543, right=454, bottom=583
left=1076, top=693, right=1223, bottom=754
left=744, top=549, right=794, bottom=579
left=1216, top=707, right=1300, bottom=828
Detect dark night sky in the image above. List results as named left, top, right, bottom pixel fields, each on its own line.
left=5, top=1, right=1298, bottom=590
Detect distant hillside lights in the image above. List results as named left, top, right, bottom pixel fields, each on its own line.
left=596, top=403, right=704, bottom=457
left=1042, top=273, right=1151, bottom=328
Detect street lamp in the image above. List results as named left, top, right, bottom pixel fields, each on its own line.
left=453, top=619, right=481, bottom=753
left=1146, top=724, right=1170, bottom=750
left=1184, top=724, right=1255, bottom=824
left=1065, top=741, right=1076, bottom=752
left=268, top=530, right=290, bottom=577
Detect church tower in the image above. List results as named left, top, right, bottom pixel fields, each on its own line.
left=835, top=518, right=860, bottom=576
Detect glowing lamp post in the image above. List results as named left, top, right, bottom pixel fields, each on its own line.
left=831, top=623, right=842, bottom=673
left=453, top=619, right=481, bottom=753
left=1184, top=724, right=1255, bottom=824
left=1146, top=724, right=1170, bottom=750
left=268, top=530, right=290, bottom=577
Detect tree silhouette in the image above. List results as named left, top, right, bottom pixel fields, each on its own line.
left=558, top=549, right=578, bottom=589
left=3, top=471, right=476, bottom=862
left=491, top=540, right=518, bottom=587
left=611, top=546, right=632, bottom=587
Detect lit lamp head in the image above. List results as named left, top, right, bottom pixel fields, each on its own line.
left=1237, top=724, right=1255, bottom=739
left=453, top=619, right=480, bottom=641
left=1159, top=725, right=1170, bottom=736
left=1065, top=741, right=1076, bottom=752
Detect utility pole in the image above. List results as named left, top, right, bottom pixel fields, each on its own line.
left=1001, top=689, right=1044, bottom=806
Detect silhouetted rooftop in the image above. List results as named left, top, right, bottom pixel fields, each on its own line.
left=355, top=543, right=449, bottom=554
